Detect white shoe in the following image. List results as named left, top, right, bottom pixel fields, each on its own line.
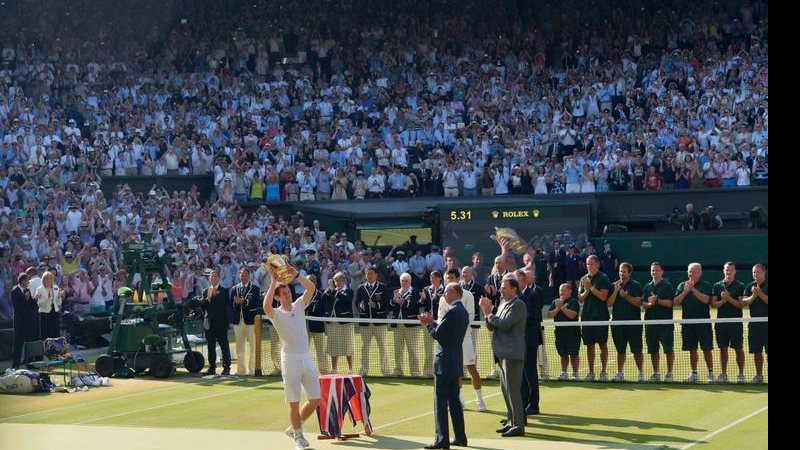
left=717, top=373, right=728, bottom=383
left=571, top=372, right=580, bottom=381
left=476, top=400, right=487, bottom=411
left=708, top=372, right=717, bottom=383
left=295, top=434, right=310, bottom=450
left=637, top=372, right=645, bottom=382
left=751, top=374, right=763, bottom=384
left=558, top=371, right=568, bottom=381
left=612, top=372, right=624, bottom=382
left=598, top=371, right=608, bottom=382
left=648, top=373, right=661, bottom=383
left=284, top=427, right=295, bottom=440
left=685, top=372, right=698, bottom=383
left=664, top=372, right=674, bottom=383
left=736, top=373, right=745, bottom=384
left=584, top=372, right=595, bottom=382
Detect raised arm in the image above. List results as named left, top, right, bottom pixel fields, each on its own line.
left=296, top=270, right=317, bottom=308
left=262, top=272, right=278, bottom=320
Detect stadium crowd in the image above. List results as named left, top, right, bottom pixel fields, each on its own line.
left=0, top=0, right=767, bottom=331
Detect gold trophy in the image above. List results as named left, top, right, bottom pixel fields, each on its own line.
left=264, top=254, right=296, bottom=284
left=490, top=227, right=529, bottom=255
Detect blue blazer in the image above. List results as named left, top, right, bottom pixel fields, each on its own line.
left=427, top=300, right=469, bottom=377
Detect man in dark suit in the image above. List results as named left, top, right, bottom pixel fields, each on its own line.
left=549, top=241, right=567, bottom=294
left=202, top=269, right=233, bottom=375
left=356, top=267, right=390, bottom=376
left=231, top=267, right=260, bottom=376
left=519, top=269, right=544, bottom=415
left=419, top=282, right=469, bottom=449
left=480, top=275, right=528, bottom=437
left=11, top=273, right=38, bottom=369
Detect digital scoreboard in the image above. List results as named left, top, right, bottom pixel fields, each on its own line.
left=439, top=202, right=591, bottom=268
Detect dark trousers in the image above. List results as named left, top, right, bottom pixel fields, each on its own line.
left=521, top=341, right=540, bottom=411
left=433, top=373, right=466, bottom=445
left=39, top=310, right=60, bottom=340
left=206, top=323, right=231, bottom=370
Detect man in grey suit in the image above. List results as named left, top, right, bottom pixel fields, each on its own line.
left=419, top=282, right=469, bottom=449
left=480, top=274, right=527, bottom=437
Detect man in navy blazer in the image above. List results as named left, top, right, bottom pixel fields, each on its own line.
left=419, top=282, right=469, bottom=449
left=231, top=267, right=261, bottom=375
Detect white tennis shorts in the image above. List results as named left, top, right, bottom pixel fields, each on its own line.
left=281, top=356, right=321, bottom=403
left=463, top=334, right=476, bottom=366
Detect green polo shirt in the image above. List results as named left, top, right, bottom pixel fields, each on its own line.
left=712, top=279, right=745, bottom=319
left=579, top=271, right=613, bottom=321
left=550, top=296, right=581, bottom=323
left=643, top=279, right=675, bottom=321
left=676, top=279, right=713, bottom=319
left=612, top=279, right=643, bottom=321
left=744, top=280, right=769, bottom=317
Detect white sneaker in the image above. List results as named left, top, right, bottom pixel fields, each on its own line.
left=716, top=373, right=727, bottom=383
left=571, top=372, right=580, bottom=381
left=708, top=372, right=717, bottom=383
left=613, top=372, right=624, bottom=382
left=284, top=427, right=295, bottom=440
left=598, top=371, right=608, bottom=382
left=584, top=372, right=595, bottom=382
left=540, top=371, right=550, bottom=381
left=637, top=372, right=645, bottom=382
left=649, top=373, right=661, bottom=383
left=476, top=400, right=487, bottom=411
left=664, top=372, right=674, bottom=383
left=295, top=434, right=310, bottom=450
left=558, top=371, right=568, bottom=381
left=751, top=374, right=763, bottom=384
left=685, top=372, right=698, bottom=383
left=736, top=373, right=745, bottom=384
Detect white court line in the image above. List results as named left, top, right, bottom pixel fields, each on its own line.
left=72, top=381, right=272, bottom=425
left=372, top=391, right=503, bottom=431
left=0, top=377, right=241, bottom=422
left=679, top=405, right=768, bottom=450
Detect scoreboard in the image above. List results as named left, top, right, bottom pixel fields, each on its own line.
left=439, top=202, right=590, bottom=267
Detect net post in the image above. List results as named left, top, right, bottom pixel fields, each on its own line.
left=254, top=313, right=263, bottom=376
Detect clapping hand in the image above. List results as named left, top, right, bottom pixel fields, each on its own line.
left=418, top=312, right=433, bottom=326
left=479, top=296, right=493, bottom=315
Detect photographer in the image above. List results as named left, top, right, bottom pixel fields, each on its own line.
left=680, top=203, right=702, bottom=231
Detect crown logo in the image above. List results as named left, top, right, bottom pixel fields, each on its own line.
left=533, top=209, right=540, bottom=218
left=492, top=211, right=499, bottom=219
